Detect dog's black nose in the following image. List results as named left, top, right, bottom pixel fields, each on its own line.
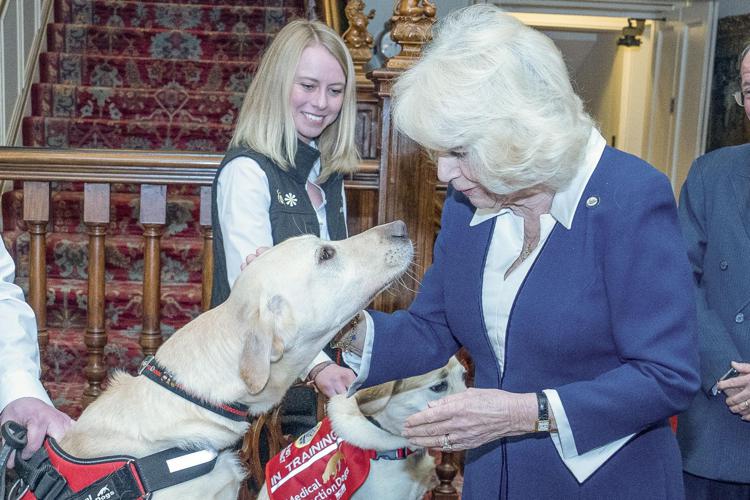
left=388, top=220, right=408, bottom=239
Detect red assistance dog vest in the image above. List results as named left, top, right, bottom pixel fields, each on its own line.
left=265, top=418, right=374, bottom=500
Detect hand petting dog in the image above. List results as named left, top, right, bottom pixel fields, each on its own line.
left=312, top=364, right=357, bottom=397
left=402, top=389, right=541, bottom=451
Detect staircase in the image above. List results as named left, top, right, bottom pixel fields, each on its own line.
left=2, top=0, right=308, bottom=417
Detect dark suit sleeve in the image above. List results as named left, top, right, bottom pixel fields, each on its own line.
left=678, top=157, right=742, bottom=394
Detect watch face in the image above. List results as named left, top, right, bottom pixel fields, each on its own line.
left=536, top=420, right=550, bottom=432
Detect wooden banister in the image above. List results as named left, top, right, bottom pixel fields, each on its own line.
left=0, top=148, right=379, bottom=184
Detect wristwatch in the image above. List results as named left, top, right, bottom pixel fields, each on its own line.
left=535, top=392, right=550, bottom=432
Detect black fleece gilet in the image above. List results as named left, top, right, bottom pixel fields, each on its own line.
left=210, top=141, right=347, bottom=308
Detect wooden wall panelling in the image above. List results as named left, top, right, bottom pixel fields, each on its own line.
left=371, top=70, right=436, bottom=312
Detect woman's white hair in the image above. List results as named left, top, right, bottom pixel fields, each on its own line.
left=231, top=19, right=359, bottom=178
left=393, top=4, right=594, bottom=194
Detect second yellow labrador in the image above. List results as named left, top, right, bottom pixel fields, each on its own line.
left=260, top=358, right=467, bottom=500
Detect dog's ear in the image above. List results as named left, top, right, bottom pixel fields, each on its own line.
left=355, top=381, right=397, bottom=415
left=240, top=293, right=296, bottom=394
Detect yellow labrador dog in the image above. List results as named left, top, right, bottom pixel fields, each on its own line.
left=259, top=358, right=466, bottom=500
left=54, top=221, right=413, bottom=499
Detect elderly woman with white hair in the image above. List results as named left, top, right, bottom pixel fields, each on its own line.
left=336, top=4, right=700, bottom=498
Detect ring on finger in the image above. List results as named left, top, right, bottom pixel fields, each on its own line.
left=741, top=400, right=749, bottom=410
left=441, top=433, right=452, bottom=453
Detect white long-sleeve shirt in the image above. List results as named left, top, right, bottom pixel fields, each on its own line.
left=348, top=129, right=632, bottom=482
left=216, top=150, right=346, bottom=373
left=0, top=242, right=51, bottom=412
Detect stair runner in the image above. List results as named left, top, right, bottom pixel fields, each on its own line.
left=3, top=0, right=307, bottom=417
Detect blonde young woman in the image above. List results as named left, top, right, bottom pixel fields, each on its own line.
left=210, top=20, right=358, bottom=405
left=336, top=5, right=700, bottom=499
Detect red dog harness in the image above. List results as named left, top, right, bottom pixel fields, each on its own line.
left=12, top=436, right=217, bottom=500
left=1, top=356, right=249, bottom=499
left=265, top=418, right=415, bottom=500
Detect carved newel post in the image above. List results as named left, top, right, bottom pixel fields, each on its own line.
left=370, top=0, right=437, bottom=313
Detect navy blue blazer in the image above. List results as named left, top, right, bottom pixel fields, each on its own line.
left=366, top=146, right=700, bottom=499
left=677, top=143, right=750, bottom=483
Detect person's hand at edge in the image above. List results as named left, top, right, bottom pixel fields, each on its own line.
left=718, top=361, right=750, bottom=420
left=0, top=397, right=73, bottom=468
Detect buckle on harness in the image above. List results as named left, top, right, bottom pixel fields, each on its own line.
left=2, top=422, right=28, bottom=452
left=137, top=356, right=153, bottom=376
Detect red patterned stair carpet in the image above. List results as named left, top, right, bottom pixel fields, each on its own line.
left=4, top=0, right=307, bottom=417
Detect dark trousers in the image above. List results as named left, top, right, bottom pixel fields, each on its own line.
left=684, top=472, right=750, bottom=500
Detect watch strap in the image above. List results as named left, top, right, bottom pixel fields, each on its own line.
left=535, top=391, right=550, bottom=432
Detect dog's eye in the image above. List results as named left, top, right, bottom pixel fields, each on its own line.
left=429, top=381, right=448, bottom=393
left=317, top=245, right=336, bottom=263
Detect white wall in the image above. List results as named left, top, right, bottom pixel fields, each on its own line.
left=719, top=0, right=750, bottom=18
left=0, top=0, right=45, bottom=146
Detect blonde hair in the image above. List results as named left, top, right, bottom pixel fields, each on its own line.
left=393, top=5, right=593, bottom=194
left=231, top=19, right=359, bottom=178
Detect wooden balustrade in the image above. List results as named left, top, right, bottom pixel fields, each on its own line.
left=82, top=183, right=110, bottom=407
left=199, top=186, right=213, bottom=312
left=22, top=181, right=50, bottom=360
left=139, top=184, right=167, bottom=356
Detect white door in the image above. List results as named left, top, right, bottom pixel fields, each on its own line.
left=645, top=23, right=679, bottom=177
left=645, top=1, right=719, bottom=194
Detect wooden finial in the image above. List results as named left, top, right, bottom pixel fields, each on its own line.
left=386, top=0, right=437, bottom=70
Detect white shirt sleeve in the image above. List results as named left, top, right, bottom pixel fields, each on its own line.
left=344, top=312, right=374, bottom=396
left=545, top=389, right=634, bottom=483
left=216, top=156, right=274, bottom=289
left=0, top=243, right=52, bottom=412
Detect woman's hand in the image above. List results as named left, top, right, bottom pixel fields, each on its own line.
left=402, top=388, right=538, bottom=451
left=240, top=247, right=270, bottom=272
left=313, top=364, right=357, bottom=397
left=718, top=361, right=750, bottom=420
